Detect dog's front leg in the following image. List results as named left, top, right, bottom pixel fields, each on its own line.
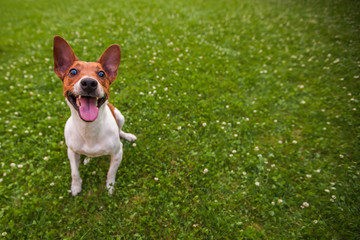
left=106, top=145, right=123, bottom=194
left=68, top=148, right=82, bottom=196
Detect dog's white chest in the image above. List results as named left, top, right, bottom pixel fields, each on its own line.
left=64, top=106, right=121, bottom=157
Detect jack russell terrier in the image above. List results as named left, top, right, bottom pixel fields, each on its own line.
left=53, top=36, right=136, bottom=196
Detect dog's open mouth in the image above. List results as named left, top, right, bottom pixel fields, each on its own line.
left=67, top=92, right=107, bottom=122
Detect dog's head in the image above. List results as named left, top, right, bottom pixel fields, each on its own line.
left=53, top=36, right=121, bottom=122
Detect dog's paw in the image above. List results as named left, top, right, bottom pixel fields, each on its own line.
left=83, top=157, right=91, bottom=165
left=106, top=182, right=115, bottom=195
left=71, top=179, right=82, bottom=196
left=71, top=184, right=82, bottom=196
left=120, top=132, right=137, bottom=142
left=125, top=133, right=137, bottom=142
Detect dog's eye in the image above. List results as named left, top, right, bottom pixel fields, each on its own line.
left=98, top=71, right=105, bottom=77
left=69, top=69, right=78, bottom=76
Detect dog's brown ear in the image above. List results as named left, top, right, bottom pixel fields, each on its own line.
left=98, top=44, right=121, bottom=83
left=53, top=36, right=78, bottom=80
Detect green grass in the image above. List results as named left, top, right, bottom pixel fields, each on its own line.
left=0, top=0, right=360, bottom=238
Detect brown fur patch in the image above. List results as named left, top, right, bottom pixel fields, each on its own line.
left=62, top=61, right=111, bottom=98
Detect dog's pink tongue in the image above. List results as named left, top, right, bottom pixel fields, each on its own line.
left=79, top=97, right=98, bottom=121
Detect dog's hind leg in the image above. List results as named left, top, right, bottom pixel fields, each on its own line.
left=109, top=104, right=137, bottom=142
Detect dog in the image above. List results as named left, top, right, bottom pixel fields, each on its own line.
left=53, top=36, right=136, bottom=196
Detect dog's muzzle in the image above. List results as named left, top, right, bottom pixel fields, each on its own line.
left=66, top=78, right=107, bottom=122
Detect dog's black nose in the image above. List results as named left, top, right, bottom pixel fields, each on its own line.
left=80, top=78, right=98, bottom=92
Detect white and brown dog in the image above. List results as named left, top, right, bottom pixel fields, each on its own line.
left=53, top=36, right=136, bottom=196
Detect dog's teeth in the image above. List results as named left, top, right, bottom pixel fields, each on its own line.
left=79, top=95, right=82, bottom=100
left=76, top=97, right=80, bottom=107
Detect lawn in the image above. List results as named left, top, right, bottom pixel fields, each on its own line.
left=0, top=0, right=359, bottom=238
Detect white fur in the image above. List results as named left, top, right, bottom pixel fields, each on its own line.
left=65, top=99, right=136, bottom=196
left=114, top=108, right=137, bottom=141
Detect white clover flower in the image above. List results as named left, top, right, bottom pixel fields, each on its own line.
left=2, top=232, right=7, bottom=236
left=325, top=189, right=330, bottom=193
left=92, top=171, right=96, bottom=175
left=306, top=174, right=312, bottom=178
left=232, top=150, right=237, bottom=153
left=17, top=164, right=23, bottom=168
left=254, top=146, right=259, bottom=151
left=314, top=220, right=318, bottom=224
left=202, top=123, right=207, bottom=127
left=242, top=172, right=247, bottom=176
left=177, top=126, right=182, bottom=130
left=278, top=199, right=283, bottom=204
left=50, top=182, right=55, bottom=186
left=10, top=163, right=16, bottom=167
left=255, top=181, right=260, bottom=186
left=229, top=154, right=233, bottom=157
left=278, top=140, right=283, bottom=144
left=339, top=154, right=344, bottom=158
left=43, top=156, right=48, bottom=161
left=302, top=202, right=309, bottom=207
left=0, top=178, right=3, bottom=182
left=292, top=140, right=298, bottom=144
left=332, top=195, right=336, bottom=200
left=132, top=143, right=136, bottom=147
left=271, top=201, right=275, bottom=205
left=154, top=177, right=159, bottom=181
left=203, top=168, right=208, bottom=174
left=301, top=100, right=306, bottom=104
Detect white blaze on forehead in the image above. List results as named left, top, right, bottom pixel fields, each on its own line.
left=72, top=75, right=104, bottom=97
